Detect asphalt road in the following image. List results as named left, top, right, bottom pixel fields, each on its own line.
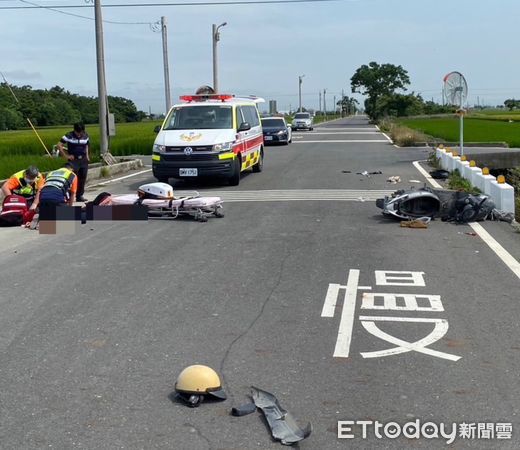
left=1, top=116, right=519, bottom=449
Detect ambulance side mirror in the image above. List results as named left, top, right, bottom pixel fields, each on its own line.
left=154, top=125, right=161, bottom=133
left=238, top=122, right=251, bottom=132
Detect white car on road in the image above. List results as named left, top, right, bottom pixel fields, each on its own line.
left=292, top=112, right=314, bottom=131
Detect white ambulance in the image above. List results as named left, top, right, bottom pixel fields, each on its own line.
left=152, top=94, right=265, bottom=186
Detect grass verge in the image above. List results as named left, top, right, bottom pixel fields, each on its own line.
left=378, top=118, right=428, bottom=146
left=448, top=169, right=481, bottom=194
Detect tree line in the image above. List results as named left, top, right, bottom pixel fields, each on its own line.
left=0, top=83, right=146, bottom=130
left=504, top=99, right=520, bottom=111
left=350, top=62, right=457, bottom=120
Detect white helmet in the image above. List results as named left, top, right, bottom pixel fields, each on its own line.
left=137, top=182, right=174, bottom=200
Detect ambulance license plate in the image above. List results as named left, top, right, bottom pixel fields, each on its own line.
left=180, top=168, right=198, bottom=176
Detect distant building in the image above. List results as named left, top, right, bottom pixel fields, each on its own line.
left=269, top=100, right=277, bottom=115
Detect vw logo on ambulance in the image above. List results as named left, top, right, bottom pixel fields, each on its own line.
left=183, top=147, right=193, bottom=155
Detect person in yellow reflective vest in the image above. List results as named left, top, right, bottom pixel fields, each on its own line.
left=1, top=166, right=45, bottom=210
left=39, top=163, right=78, bottom=207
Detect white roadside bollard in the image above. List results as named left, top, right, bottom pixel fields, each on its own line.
left=449, top=153, right=461, bottom=172
left=456, top=155, right=470, bottom=175
left=463, top=160, right=483, bottom=186
left=440, top=147, right=452, bottom=169
left=482, top=167, right=498, bottom=194
left=489, top=175, right=515, bottom=214
left=436, top=146, right=446, bottom=166
left=473, top=168, right=495, bottom=193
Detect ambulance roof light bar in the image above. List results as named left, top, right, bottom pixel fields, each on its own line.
left=180, top=94, right=234, bottom=103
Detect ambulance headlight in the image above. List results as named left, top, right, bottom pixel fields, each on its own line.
left=153, top=144, right=166, bottom=153
left=213, top=141, right=234, bottom=152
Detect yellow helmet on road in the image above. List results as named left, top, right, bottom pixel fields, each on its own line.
left=175, top=365, right=227, bottom=407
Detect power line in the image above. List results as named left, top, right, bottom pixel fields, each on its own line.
left=1, top=0, right=342, bottom=9
left=17, top=0, right=159, bottom=26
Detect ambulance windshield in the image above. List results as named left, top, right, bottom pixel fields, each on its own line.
left=164, top=105, right=233, bottom=130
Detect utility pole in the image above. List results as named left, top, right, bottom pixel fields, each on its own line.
left=298, top=74, right=305, bottom=112
left=161, top=16, right=171, bottom=113
left=341, top=89, right=345, bottom=117
left=94, top=0, right=109, bottom=155
left=323, top=89, right=327, bottom=119
left=319, top=91, right=322, bottom=114
left=212, top=22, right=227, bottom=93
left=333, top=95, right=336, bottom=116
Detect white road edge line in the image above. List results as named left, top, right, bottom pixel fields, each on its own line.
left=381, top=132, right=393, bottom=143
left=468, top=223, right=520, bottom=281
left=412, top=160, right=442, bottom=188
left=88, top=169, right=152, bottom=187
left=414, top=159, right=520, bottom=281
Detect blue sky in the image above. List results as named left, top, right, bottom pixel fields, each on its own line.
left=1, top=0, right=519, bottom=113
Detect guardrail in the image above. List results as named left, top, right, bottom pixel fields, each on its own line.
left=435, top=145, right=515, bottom=214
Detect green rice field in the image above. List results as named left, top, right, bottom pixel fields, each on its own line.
left=0, top=121, right=161, bottom=179
left=399, top=117, right=520, bottom=148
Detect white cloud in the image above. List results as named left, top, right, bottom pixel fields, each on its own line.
left=1, top=0, right=519, bottom=111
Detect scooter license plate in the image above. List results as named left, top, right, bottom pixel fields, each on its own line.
left=180, top=168, right=198, bottom=176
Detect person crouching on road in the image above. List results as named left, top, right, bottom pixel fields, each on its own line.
left=38, top=162, right=78, bottom=207
left=1, top=165, right=45, bottom=211
left=57, top=122, right=90, bottom=202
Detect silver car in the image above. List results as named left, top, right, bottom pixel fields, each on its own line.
left=292, top=112, right=314, bottom=131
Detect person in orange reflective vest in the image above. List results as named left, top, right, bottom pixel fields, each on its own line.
left=1, top=166, right=45, bottom=210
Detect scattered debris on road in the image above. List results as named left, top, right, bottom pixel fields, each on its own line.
left=357, top=170, right=383, bottom=177
left=429, top=169, right=450, bottom=179
left=251, top=386, right=312, bottom=446
left=409, top=179, right=422, bottom=183
left=400, top=217, right=430, bottom=229
left=231, top=403, right=257, bottom=417
left=387, top=176, right=401, bottom=184
left=489, top=209, right=516, bottom=224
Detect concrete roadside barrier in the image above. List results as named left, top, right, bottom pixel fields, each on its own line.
left=434, top=147, right=515, bottom=215
left=463, top=161, right=482, bottom=186
left=440, top=148, right=451, bottom=168
left=456, top=158, right=470, bottom=175
left=449, top=154, right=461, bottom=172
left=87, top=158, right=144, bottom=182
left=473, top=168, right=496, bottom=194
left=489, top=176, right=515, bottom=212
